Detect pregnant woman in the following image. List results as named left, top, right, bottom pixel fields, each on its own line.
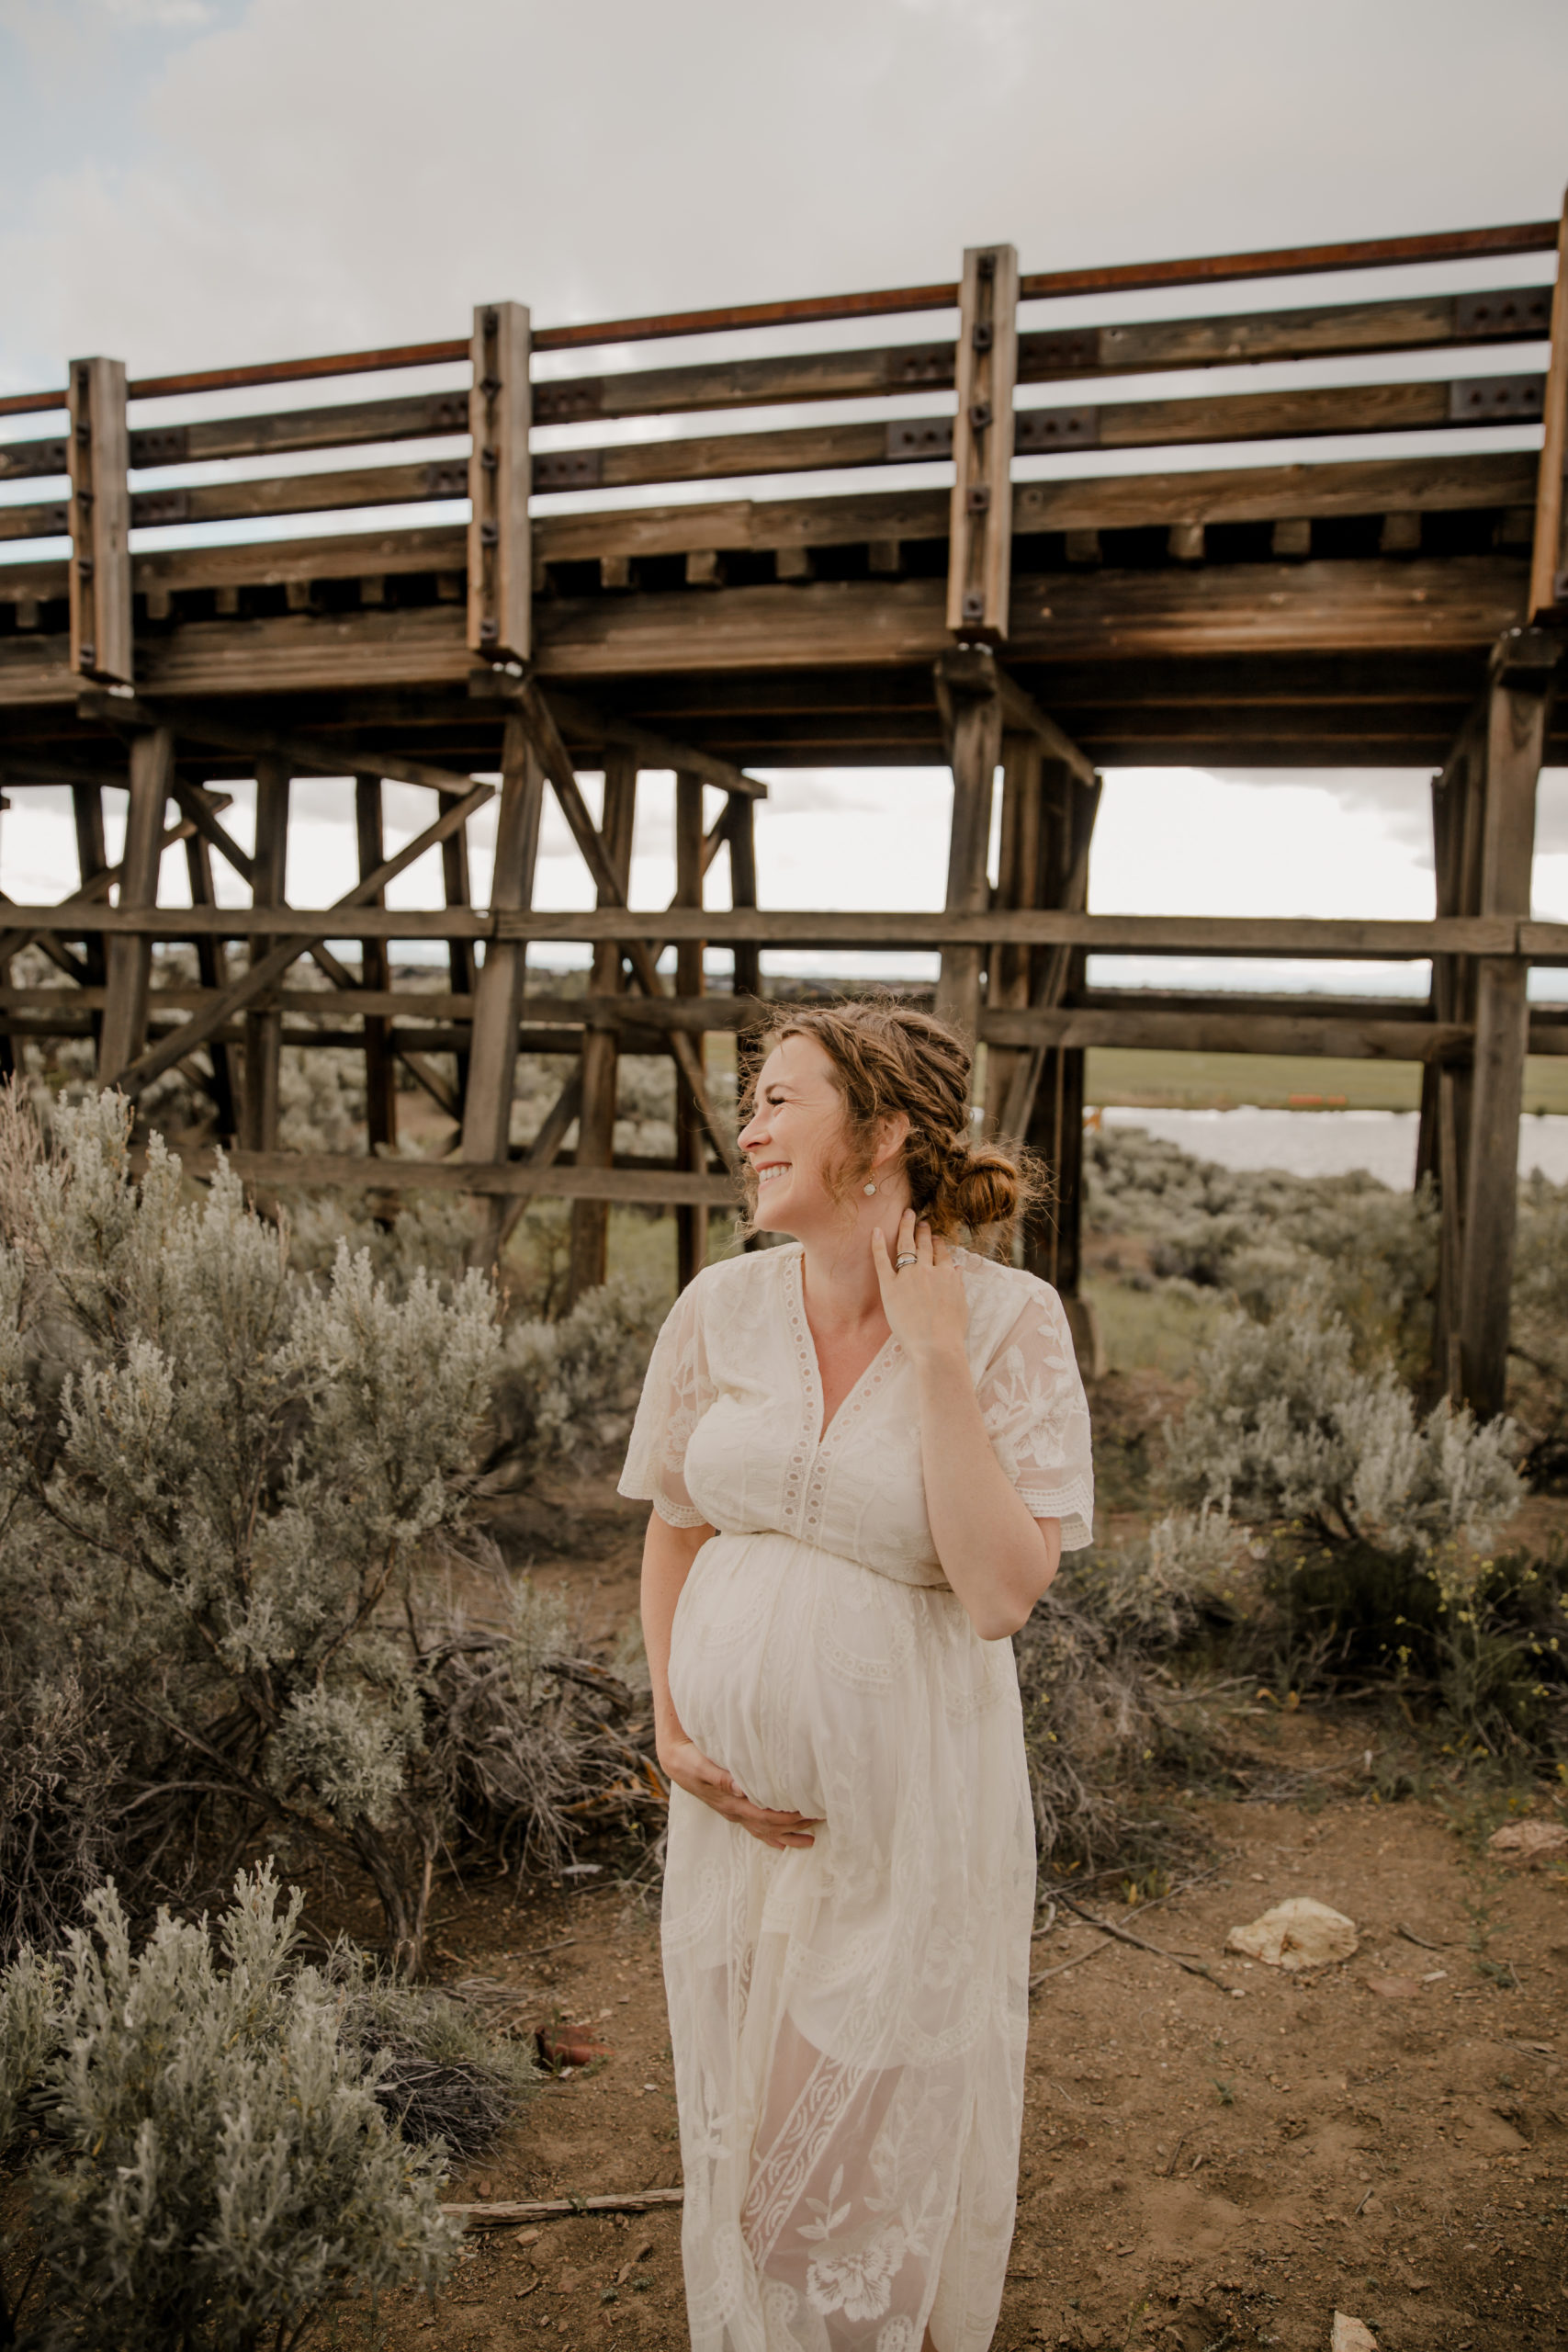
left=621, top=1002, right=1093, bottom=2352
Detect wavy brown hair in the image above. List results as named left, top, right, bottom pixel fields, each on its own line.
left=739, top=999, right=1046, bottom=1242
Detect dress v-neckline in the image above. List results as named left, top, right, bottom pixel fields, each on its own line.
left=786, top=1247, right=900, bottom=1447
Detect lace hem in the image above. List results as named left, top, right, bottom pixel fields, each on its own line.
left=1016, top=1478, right=1095, bottom=1550
left=617, top=1476, right=707, bottom=1530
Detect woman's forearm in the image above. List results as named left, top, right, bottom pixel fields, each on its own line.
left=912, top=1343, right=1061, bottom=1639
left=640, top=1510, right=714, bottom=1761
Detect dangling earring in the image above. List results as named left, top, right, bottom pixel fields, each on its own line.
left=863, top=1182, right=877, bottom=1196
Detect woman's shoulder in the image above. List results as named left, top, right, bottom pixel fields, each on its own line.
left=679, top=1241, right=799, bottom=1317
left=953, top=1250, right=1072, bottom=1343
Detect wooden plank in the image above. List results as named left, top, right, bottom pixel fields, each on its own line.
left=115, top=780, right=493, bottom=1097
left=219, top=1152, right=735, bottom=1205
left=468, top=300, right=531, bottom=663
left=240, top=756, right=290, bottom=1154
left=459, top=714, right=544, bottom=1209
left=939, top=647, right=1096, bottom=787
left=727, top=795, right=761, bottom=1012
left=0, top=905, right=493, bottom=940
left=984, top=1006, right=1468, bottom=1058
left=948, top=244, right=1019, bottom=641
left=492, top=909, right=1519, bottom=958
left=1458, top=629, right=1561, bottom=1415
left=932, top=673, right=1001, bottom=1044
left=470, top=673, right=766, bottom=799
left=67, top=356, right=132, bottom=684
left=96, top=726, right=172, bottom=1081
left=70, top=783, right=108, bottom=997
left=355, top=775, right=397, bottom=1153
left=983, top=732, right=1042, bottom=1136
left=1529, top=187, right=1568, bottom=619
left=569, top=748, right=637, bottom=1303
left=673, top=771, right=710, bottom=1289
left=183, top=794, right=239, bottom=1139
left=77, top=686, right=485, bottom=799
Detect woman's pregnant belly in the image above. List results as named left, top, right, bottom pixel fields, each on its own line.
left=666, top=1529, right=949, bottom=1826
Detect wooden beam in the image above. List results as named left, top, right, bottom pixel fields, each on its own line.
left=495, top=674, right=742, bottom=1179
left=933, top=669, right=1001, bottom=1046
left=1529, top=187, right=1568, bottom=620
left=97, top=728, right=172, bottom=1082
left=240, top=757, right=290, bottom=1154
left=468, top=300, right=531, bottom=664
left=76, top=687, right=484, bottom=800
left=673, top=772, right=710, bottom=1289
left=937, top=646, right=1096, bottom=788
left=985, top=1006, right=1469, bottom=1058
left=501, top=681, right=769, bottom=799
left=459, top=713, right=544, bottom=1251
left=220, top=1152, right=734, bottom=1205
left=66, top=356, right=131, bottom=685
left=113, top=780, right=493, bottom=1098
left=948, top=243, right=1019, bottom=641
left=1457, top=628, right=1561, bottom=1415
left=568, top=748, right=637, bottom=1303
left=182, top=797, right=239, bottom=1140
left=355, top=775, right=397, bottom=1154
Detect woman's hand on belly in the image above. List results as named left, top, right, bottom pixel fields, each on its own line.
left=660, top=1736, right=821, bottom=1849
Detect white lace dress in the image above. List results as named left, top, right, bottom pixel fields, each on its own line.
left=620, top=1243, right=1094, bottom=2352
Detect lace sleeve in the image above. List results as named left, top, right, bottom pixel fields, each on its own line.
left=976, top=1277, right=1095, bottom=1550
left=617, top=1278, right=716, bottom=1528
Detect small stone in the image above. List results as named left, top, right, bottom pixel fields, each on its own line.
left=1331, top=2316, right=1379, bottom=2352
left=1366, top=1973, right=1424, bottom=1998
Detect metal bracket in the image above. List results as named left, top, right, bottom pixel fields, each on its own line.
left=1014, top=405, right=1101, bottom=454
left=1453, top=288, right=1551, bottom=342
left=1448, top=374, right=1545, bottom=424
left=886, top=418, right=954, bottom=463
left=534, top=378, right=607, bottom=425
left=532, top=448, right=604, bottom=492
left=1017, top=329, right=1101, bottom=379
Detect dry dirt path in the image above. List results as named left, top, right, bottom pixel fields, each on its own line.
left=334, top=1726, right=1567, bottom=2352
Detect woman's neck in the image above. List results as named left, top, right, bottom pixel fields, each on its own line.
left=795, top=1194, right=910, bottom=1334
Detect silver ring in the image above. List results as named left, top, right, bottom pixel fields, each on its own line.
left=895, top=1252, right=919, bottom=1269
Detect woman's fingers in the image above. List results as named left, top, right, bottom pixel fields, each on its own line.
left=916, top=1216, right=934, bottom=1263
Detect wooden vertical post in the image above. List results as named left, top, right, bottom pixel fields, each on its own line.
left=240, top=756, right=290, bottom=1152
left=67, top=356, right=132, bottom=685
left=468, top=302, right=532, bottom=664
left=441, top=821, right=479, bottom=1114
left=567, top=750, right=638, bottom=1304
left=1456, top=629, right=1560, bottom=1417
left=1529, top=187, right=1568, bottom=623
left=934, top=682, right=1002, bottom=1050
left=462, top=713, right=546, bottom=1264
left=72, top=782, right=109, bottom=1062
left=183, top=797, right=238, bottom=1142
left=946, top=244, right=1019, bottom=643
left=1021, top=764, right=1102, bottom=1370
left=674, top=772, right=709, bottom=1291
left=354, top=775, right=397, bottom=1155
left=1421, top=726, right=1485, bottom=1399
left=98, top=727, right=172, bottom=1084
left=983, top=731, right=1043, bottom=1137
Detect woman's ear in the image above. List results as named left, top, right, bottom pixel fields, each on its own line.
left=872, top=1110, right=911, bottom=1174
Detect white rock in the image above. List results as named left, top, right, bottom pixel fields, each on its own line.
left=1331, top=2314, right=1379, bottom=2352
left=1488, top=1820, right=1568, bottom=1867
left=1224, top=1896, right=1358, bottom=1971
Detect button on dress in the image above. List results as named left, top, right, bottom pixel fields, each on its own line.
left=620, top=1242, right=1094, bottom=2352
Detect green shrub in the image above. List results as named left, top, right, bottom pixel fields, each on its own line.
left=1, top=1865, right=457, bottom=2352
left=487, top=1275, right=664, bottom=1488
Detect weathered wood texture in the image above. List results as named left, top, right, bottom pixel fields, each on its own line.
left=468, top=301, right=531, bottom=663
left=66, top=357, right=131, bottom=684
left=1530, top=193, right=1568, bottom=620
left=948, top=245, right=1019, bottom=640
left=568, top=749, right=637, bottom=1304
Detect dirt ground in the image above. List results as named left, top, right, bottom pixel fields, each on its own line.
left=317, top=1480, right=1568, bottom=2352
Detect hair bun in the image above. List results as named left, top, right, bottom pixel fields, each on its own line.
left=949, top=1140, right=1023, bottom=1233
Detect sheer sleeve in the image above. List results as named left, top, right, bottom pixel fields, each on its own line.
left=976, top=1276, right=1095, bottom=1550
left=617, top=1277, right=716, bottom=1528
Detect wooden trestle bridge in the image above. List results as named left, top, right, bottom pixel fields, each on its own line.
left=3, top=206, right=1568, bottom=1415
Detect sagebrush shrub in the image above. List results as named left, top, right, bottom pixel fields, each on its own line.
left=488, top=1275, right=664, bottom=1487
left=1165, top=1291, right=1520, bottom=1555
left=4, top=1865, right=456, bottom=2352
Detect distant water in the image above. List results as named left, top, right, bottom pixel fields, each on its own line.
left=1100, top=1106, right=1568, bottom=1190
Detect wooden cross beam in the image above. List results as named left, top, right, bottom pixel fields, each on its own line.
left=474, top=676, right=769, bottom=802
left=109, top=781, right=494, bottom=1097
left=484, top=672, right=743, bottom=1181
left=77, top=689, right=487, bottom=800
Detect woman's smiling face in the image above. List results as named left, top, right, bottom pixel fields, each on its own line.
left=738, top=1035, right=855, bottom=1235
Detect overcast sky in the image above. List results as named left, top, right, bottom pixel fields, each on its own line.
left=3, top=0, right=1568, bottom=994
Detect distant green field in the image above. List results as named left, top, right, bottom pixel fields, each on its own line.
left=1083, top=1047, right=1568, bottom=1115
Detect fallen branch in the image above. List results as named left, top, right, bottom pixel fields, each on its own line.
left=1053, top=1891, right=1228, bottom=1985
left=445, top=2188, right=684, bottom=2229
